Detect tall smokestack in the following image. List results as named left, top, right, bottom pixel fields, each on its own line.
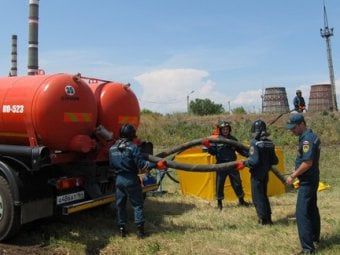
left=27, top=0, right=39, bottom=75
left=10, top=34, right=18, bottom=76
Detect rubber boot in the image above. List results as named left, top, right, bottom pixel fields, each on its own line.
left=238, top=197, right=250, bottom=207
left=136, top=224, right=145, bottom=239
left=217, top=199, right=223, bottom=210
left=259, top=218, right=267, bottom=225
left=259, top=216, right=273, bottom=225
left=119, top=225, right=126, bottom=238
left=267, top=215, right=273, bottom=225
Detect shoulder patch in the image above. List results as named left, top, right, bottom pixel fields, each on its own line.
left=249, top=146, right=255, bottom=155
left=303, top=144, right=309, bottom=153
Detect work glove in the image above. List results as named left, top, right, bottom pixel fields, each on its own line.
left=298, top=106, right=305, bottom=113
left=234, top=161, right=245, bottom=171
left=201, top=139, right=211, bottom=148
left=156, top=160, right=168, bottom=171
left=293, top=180, right=300, bottom=190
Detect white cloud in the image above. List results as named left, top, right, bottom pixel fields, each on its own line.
left=134, top=68, right=269, bottom=114
left=231, top=89, right=263, bottom=112
left=134, top=68, right=213, bottom=113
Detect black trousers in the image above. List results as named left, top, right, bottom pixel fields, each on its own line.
left=251, top=173, right=271, bottom=219
left=216, top=168, right=244, bottom=200
left=296, top=181, right=320, bottom=252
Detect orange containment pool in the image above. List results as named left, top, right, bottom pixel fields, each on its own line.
left=174, top=146, right=286, bottom=202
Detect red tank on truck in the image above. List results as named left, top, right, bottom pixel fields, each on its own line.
left=0, top=73, right=158, bottom=241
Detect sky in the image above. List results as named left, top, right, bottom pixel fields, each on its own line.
left=0, top=0, right=339, bottom=114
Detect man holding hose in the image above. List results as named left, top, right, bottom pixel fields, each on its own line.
left=286, top=114, right=320, bottom=254
left=202, top=120, right=250, bottom=210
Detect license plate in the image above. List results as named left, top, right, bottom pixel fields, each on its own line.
left=56, top=191, right=85, bottom=205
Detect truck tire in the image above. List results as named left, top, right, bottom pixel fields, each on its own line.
left=0, top=176, right=21, bottom=241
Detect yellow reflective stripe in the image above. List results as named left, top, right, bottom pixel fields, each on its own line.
left=0, top=132, right=28, bottom=137
left=118, top=116, right=138, bottom=125
left=64, top=112, right=77, bottom=122
left=118, top=116, right=129, bottom=124
left=142, top=184, right=159, bottom=193
left=64, top=195, right=115, bottom=215
left=64, top=113, right=93, bottom=122
left=81, top=112, right=91, bottom=122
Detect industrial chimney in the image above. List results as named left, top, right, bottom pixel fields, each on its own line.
left=27, top=0, right=39, bottom=75
left=10, top=34, right=18, bottom=76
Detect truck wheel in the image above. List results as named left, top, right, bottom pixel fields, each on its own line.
left=0, top=176, right=21, bottom=241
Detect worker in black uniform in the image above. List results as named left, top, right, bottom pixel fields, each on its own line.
left=293, top=90, right=306, bottom=113
left=236, top=120, right=278, bottom=225
left=202, top=120, right=250, bottom=210
left=286, top=114, right=321, bottom=254
left=109, top=124, right=167, bottom=238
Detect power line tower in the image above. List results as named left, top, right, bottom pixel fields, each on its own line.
left=320, top=1, right=338, bottom=111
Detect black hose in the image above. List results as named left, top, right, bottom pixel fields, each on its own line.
left=148, top=155, right=237, bottom=172
left=156, top=137, right=249, bottom=158
left=150, top=137, right=287, bottom=184
left=165, top=171, right=179, bottom=183
left=268, top=109, right=295, bottom=126
left=164, top=154, right=180, bottom=183
left=270, top=166, right=287, bottom=184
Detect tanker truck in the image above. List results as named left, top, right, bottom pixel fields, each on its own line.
left=0, top=73, right=158, bottom=240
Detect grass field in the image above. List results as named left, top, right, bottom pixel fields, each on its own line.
left=1, top=112, right=339, bottom=255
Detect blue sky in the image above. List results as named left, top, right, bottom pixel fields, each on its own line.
left=0, top=0, right=339, bottom=113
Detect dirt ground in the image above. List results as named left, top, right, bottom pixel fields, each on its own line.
left=0, top=228, right=57, bottom=255
left=0, top=243, right=54, bottom=255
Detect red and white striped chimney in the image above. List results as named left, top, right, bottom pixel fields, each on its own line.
left=10, top=34, right=18, bottom=76
left=27, top=0, right=39, bottom=75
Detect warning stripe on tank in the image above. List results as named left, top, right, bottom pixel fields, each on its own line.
left=0, top=132, right=28, bottom=137
left=64, top=113, right=93, bottom=122
left=118, top=116, right=138, bottom=125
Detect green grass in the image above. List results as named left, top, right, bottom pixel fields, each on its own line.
left=28, top=164, right=339, bottom=255
left=6, top=112, right=340, bottom=254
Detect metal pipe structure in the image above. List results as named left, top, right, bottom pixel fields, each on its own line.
left=320, top=3, right=338, bottom=111
left=10, top=35, right=18, bottom=76
left=27, top=0, right=39, bottom=75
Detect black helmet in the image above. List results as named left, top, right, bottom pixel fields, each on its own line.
left=217, top=120, right=232, bottom=132
left=119, top=124, right=136, bottom=140
left=251, top=119, right=269, bottom=138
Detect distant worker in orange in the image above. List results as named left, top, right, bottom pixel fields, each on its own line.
left=293, top=90, right=306, bottom=113
left=202, top=120, right=250, bottom=210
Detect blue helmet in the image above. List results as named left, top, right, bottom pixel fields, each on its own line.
left=251, top=119, right=269, bottom=138
left=119, top=124, right=136, bottom=140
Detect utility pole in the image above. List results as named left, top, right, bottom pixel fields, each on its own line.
left=186, top=90, right=195, bottom=113
left=320, top=1, right=338, bottom=111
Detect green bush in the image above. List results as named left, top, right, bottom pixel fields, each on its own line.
left=189, top=98, right=224, bottom=115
